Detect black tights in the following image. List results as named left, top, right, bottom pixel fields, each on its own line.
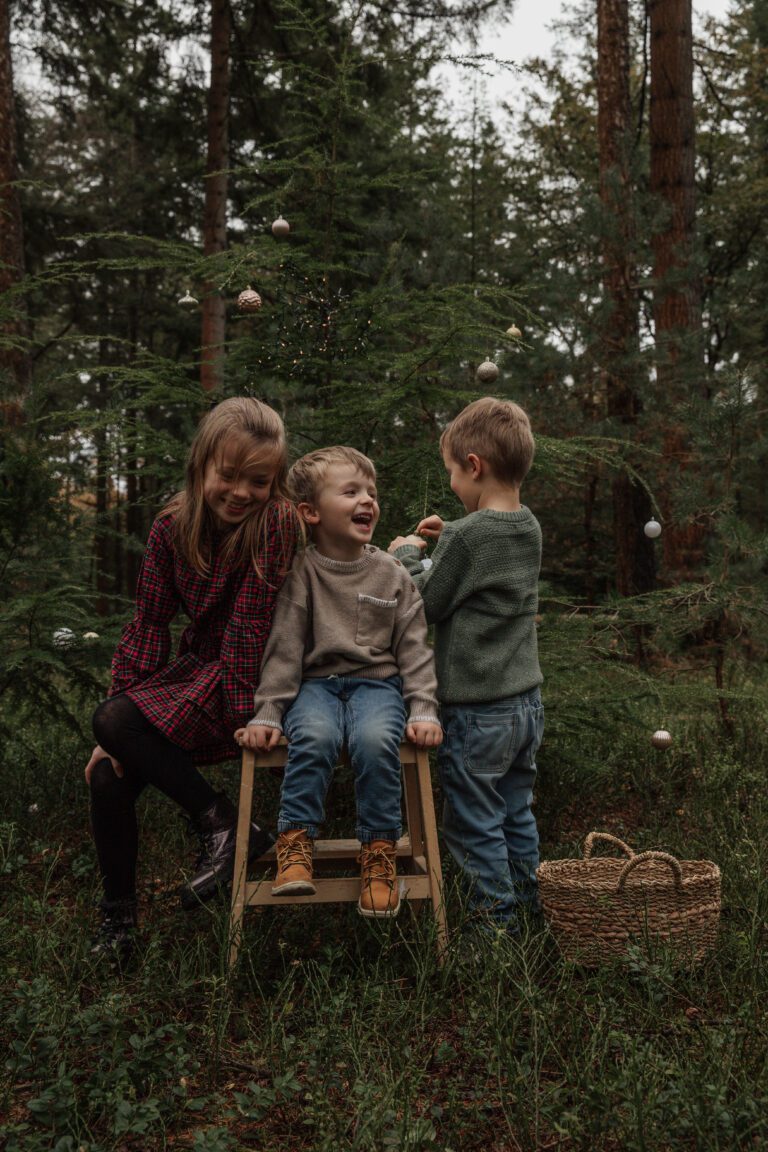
left=89, top=695, right=218, bottom=902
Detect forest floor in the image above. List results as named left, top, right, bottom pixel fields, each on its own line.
left=1, top=714, right=766, bottom=1152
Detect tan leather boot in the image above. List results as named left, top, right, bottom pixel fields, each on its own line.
left=272, top=829, right=316, bottom=895
left=358, top=839, right=400, bottom=917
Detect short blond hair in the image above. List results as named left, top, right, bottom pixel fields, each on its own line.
left=440, top=396, right=534, bottom=487
left=289, top=446, right=376, bottom=506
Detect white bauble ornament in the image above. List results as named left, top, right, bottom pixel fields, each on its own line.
left=237, top=286, right=263, bottom=313
left=506, top=325, right=522, bottom=339
left=177, top=290, right=198, bottom=309
left=651, top=729, right=673, bottom=749
left=271, top=215, right=290, bottom=237
left=476, top=360, right=499, bottom=383
left=421, top=557, right=433, bottom=571
left=53, top=627, right=76, bottom=648
left=644, top=519, right=662, bottom=539
left=83, top=631, right=100, bottom=642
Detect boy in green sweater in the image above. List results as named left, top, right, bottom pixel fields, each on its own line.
left=388, top=397, right=543, bottom=935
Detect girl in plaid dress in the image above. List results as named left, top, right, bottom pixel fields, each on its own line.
left=84, top=397, right=300, bottom=959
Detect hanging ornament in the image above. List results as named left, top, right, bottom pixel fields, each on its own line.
left=476, top=360, right=499, bottom=384
left=52, top=627, right=76, bottom=649
left=83, top=631, right=100, bottom=642
left=651, top=729, right=673, bottom=749
left=237, top=286, right=263, bottom=313
left=271, top=215, right=290, bottom=237
left=178, top=289, right=198, bottom=309
left=506, top=324, right=522, bottom=339
left=644, top=519, right=662, bottom=539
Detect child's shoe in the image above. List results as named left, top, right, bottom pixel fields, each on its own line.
left=89, top=899, right=138, bottom=963
left=358, top=839, right=400, bottom=918
left=272, top=829, right=316, bottom=895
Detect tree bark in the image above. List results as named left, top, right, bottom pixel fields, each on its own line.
left=0, top=0, right=31, bottom=411
left=597, top=0, right=655, bottom=595
left=649, top=0, right=705, bottom=576
left=201, top=0, right=231, bottom=393
left=649, top=0, right=701, bottom=359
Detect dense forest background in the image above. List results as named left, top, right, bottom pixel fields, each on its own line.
left=1, top=2, right=767, bottom=1148
left=2, top=0, right=766, bottom=750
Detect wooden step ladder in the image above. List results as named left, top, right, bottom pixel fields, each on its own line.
left=228, top=739, right=448, bottom=967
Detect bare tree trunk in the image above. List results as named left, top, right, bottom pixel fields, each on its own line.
left=0, top=0, right=31, bottom=412
left=201, top=0, right=231, bottom=393
left=597, top=0, right=655, bottom=595
left=649, top=0, right=705, bottom=576
left=94, top=343, right=112, bottom=617
left=649, top=0, right=701, bottom=365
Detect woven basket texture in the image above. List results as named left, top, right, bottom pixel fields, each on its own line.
left=538, top=832, right=721, bottom=966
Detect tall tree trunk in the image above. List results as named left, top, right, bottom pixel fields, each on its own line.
left=0, top=0, right=31, bottom=412
left=93, top=343, right=112, bottom=617
left=201, top=0, right=230, bottom=393
left=597, top=0, right=655, bottom=595
left=649, top=0, right=705, bottom=576
left=649, top=0, right=701, bottom=364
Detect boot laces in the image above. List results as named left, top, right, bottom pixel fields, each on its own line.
left=184, top=814, right=213, bottom=870
left=276, top=833, right=313, bottom=871
left=359, top=844, right=396, bottom=887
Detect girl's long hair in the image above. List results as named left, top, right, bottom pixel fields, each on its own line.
left=165, top=397, right=299, bottom=578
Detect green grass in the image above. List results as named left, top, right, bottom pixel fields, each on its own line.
left=1, top=715, right=767, bottom=1151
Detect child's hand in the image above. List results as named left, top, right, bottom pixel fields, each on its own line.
left=406, top=721, right=443, bottom=749
left=85, top=745, right=123, bottom=784
left=415, top=514, right=445, bottom=540
left=236, top=724, right=282, bottom=751
left=388, top=534, right=426, bottom=554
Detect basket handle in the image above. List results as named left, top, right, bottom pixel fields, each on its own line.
left=583, top=832, right=635, bottom=860
left=616, top=850, right=684, bottom=892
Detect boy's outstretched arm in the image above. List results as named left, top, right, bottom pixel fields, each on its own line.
left=387, top=515, right=444, bottom=554
left=388, top=533, right=425, bottom=552
left=415, top=514, right=445, bottom=540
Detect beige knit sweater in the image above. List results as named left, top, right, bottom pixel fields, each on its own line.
left=249, top=545, right=440, bottom=730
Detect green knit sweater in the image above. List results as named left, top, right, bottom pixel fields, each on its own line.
left=394, top=508, right=543, bottom=705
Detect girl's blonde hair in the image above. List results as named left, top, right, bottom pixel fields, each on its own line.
left=166, top=396, right=297, bottom=576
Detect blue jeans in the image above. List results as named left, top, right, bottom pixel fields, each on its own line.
left=279, top=675, right=406, bottom=843
left=437, top=689, right=544, bottom=928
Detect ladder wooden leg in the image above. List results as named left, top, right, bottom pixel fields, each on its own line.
left=228, top=748, right=256, bottom=971
left=414, top=747, right=449, bottom=962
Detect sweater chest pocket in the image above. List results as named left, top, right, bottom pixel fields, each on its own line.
left=355, top=594, right=398, bottom=651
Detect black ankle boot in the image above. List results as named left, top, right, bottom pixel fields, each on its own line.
left=179, top=791, right=274, bottom=910
left=90, top=899, right=138, bottom=962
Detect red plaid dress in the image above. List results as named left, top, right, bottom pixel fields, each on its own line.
left=110, top=501, right=298, bottom=765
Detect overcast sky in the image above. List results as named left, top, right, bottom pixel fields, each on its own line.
left=484, top=0, right=733, bottom=65
left=455, top=0, right=735, bottom=112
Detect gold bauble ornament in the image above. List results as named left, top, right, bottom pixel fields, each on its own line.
left=178, top=289, right=198, bottom=309
left=476, top=360, right=499, bottom=384
left=506, top=324, right=522, bottom=339
left=271, top=215, right=290, bottom=237
left=237, top=286, right=263, bottom=313
left=651, top=729, right=673, bottom=749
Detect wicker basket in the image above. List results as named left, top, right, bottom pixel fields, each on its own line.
left=538, top=832, right=721, bottom=966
